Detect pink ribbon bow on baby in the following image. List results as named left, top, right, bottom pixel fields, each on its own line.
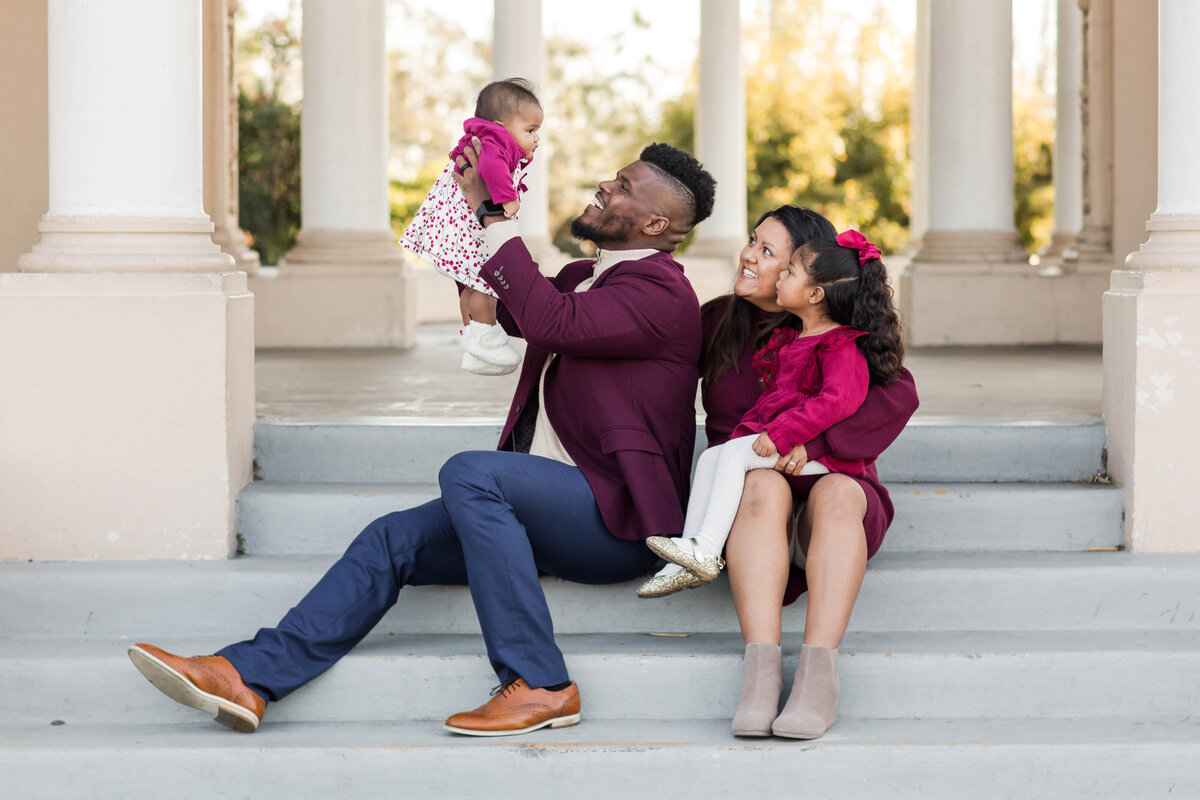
left=836, top=229, right=881, bottom=265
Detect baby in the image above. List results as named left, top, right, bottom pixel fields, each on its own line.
left=401, top=79, right=542, bottom=374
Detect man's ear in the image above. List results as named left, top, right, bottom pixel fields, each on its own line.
left=642, top=215, right=670, bottom=236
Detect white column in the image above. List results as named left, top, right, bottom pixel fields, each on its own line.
left=493, top=0, right=554, bottom=259
left=1104, top=0, right=1200, bottom=551
left=204, top=0, right=259, bottom=273
left=18, top=0, right=232, bottom=272
left=1068, top=0, right=1114, bottom=271
left=691, top=0, right=747, bottom=260
left=1046, top=0, right=1084, bottom=258
left=901, top=0, right=1041, bottom=346
left=286, top=0, right=395, bottom=260
left=921, top=0, right=1026, bottom=251
left=258, top=0, right=415, bottom=347
left=4, top=0, right=253, bottom=561
left=909, top=0, right=932, bottom=247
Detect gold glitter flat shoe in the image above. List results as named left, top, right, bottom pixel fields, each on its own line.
left=645, top=536, right=725, bottom=582
left=636, top=567, right=710, bottom=598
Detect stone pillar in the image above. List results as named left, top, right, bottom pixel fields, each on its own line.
left=493, top=0, right=557, bottom=263
left=1044, top=0, right=1084, bottom=262
left=1066, top=0, right=1113, bottom=272
left=204, top=0, right=259, bottom=273
left=902, top=0, right=1039, bottom=345
left=690, top=0, right=747, bottom=261
left=1103, top=0, right=1200, bottom=552
left=253, top=0, right=415, bottom=347
left=908, top=0, right=932, bottom=249
left=2, top=0, right=253, bottom=561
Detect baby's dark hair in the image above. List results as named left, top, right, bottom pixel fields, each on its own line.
left=639, top=143, right=717, bottom=227
left=801, top=237, right=905, bottom=385
left=474, top=78, right=541, bottom=122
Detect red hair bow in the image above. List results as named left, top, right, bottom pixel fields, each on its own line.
left=836, top=229, right=881, bottom=265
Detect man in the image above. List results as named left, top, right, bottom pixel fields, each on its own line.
left=127, top=142, right=718, bottom=737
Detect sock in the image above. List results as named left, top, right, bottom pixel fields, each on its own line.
left=542, top=680, right=571, bottom=692
left=653, top=562, right=685, bottom=578
left=688, top=531, right=724, bottom=560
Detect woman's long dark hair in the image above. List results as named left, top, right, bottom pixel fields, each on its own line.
left=700, top=206, right=837, bottom=388
left=801, top=238, right=905, bottom=385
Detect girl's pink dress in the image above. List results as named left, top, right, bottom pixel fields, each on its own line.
left=401, top=118, right=531, bottom=296
left=731, top=326, right=870, bottom=476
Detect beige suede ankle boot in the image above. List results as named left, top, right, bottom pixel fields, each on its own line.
left=731, top=642, right=782, bottom=737
left=772, top=643, right=839, bottom=739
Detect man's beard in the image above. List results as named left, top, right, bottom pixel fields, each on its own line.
left=570, top=211, right=637, bottom=246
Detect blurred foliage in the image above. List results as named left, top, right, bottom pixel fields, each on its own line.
left=1014, top=81, right=1055, bottom=253
left=238, top=92, right=301, bottom=266
left=235, top=0, right=1057, bottom=263
left=656, top=0, right=914, bottom=254
left=235, top=10, right=302, bottom=266
left=389, top=162, right=447, bottom=241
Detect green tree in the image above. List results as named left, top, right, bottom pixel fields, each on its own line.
left=1013, top=80, right=1055, bottom=254
left=235, top=10, right=302, bottom=266
left=656, top=1, right=914, bottom=254
left=238, top=92, right=301, bottom=266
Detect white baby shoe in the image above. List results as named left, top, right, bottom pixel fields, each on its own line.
left=460, top=321, right=520, bottom=375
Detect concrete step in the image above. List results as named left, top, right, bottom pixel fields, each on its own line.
left=235, top=480, right=1124, bottom=556
left=4, top=552, right=1198, bottom=638
left=6, top=631, right=1199, bottom=725
left=253, top=413, right=1108, bottom=484
left=3, top=717, right=1197, bottom=800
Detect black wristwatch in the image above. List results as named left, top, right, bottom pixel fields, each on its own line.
left=475, top=199, right=507, bottom=226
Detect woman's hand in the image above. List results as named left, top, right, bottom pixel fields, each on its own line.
left=752, top=432, right=778, bottom=457
left=450, top=136, right=491, bottom=211
left=774, top=443, right=807, bottom=475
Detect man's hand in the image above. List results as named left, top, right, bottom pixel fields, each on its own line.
left=752, top=432, right=778, bottom=458
left=450, top=136, right=492, bottom=212
left=774, top=443, right=807, bottom=475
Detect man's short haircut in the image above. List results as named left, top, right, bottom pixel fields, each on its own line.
left=474, top=78, right=541, bottom=122
left=639, top=143, right=717, bottom=227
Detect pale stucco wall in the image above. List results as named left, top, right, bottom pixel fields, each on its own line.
left=0, top=0, right=48, bottom=273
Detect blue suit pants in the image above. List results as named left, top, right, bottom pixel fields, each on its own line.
left=219, top=451, right=657, bottom=702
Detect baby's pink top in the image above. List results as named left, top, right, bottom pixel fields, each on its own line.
left=731, top=326, right=870, bottom=475
left=449, top=117, right=532, bottom=204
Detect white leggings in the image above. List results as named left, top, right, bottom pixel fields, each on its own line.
left=684, top=435, right=828, bottom=558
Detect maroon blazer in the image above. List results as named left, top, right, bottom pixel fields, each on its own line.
left=480, top=238, right=701, bottom=541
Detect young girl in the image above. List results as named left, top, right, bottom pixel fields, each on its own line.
left=401, top=79, right=542, bottom=375
left=637, top=229, right=905, bottom=598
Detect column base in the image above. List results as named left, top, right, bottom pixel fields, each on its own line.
left=254, top=229, right=416, bottom=347
left=1038, top=231, right=1080, bottom=270
left=678, top=253, right=739, bottom=306
left=902, top=230, right=1109, bottom=344
left=212, top=223, right=261, bottom=276
left=17, top=215, right=236, bottom=273
left=1125, top=213, right=1200, bottom=270
left=0, top=272, right=253, bottom=561
left=909, top=230, right=1032, bottom=269
left=1104, top=268, right=1200, bottom=551
left=686, top=236, right=745, bottom=264
left=903, top=230, right=1062, bottom=345
left=1059, top=224, right=1116, bottom=273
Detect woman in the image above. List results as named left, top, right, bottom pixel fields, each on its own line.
left=696, top=206, right=918, bottom=738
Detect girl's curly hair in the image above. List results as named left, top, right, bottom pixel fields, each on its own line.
left=800, top=237, right=905, bottom=385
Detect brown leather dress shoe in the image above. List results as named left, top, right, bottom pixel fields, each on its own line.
left=443, top=678, right=581, bottom=737
left=127, top=643, right=266, bottom=732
